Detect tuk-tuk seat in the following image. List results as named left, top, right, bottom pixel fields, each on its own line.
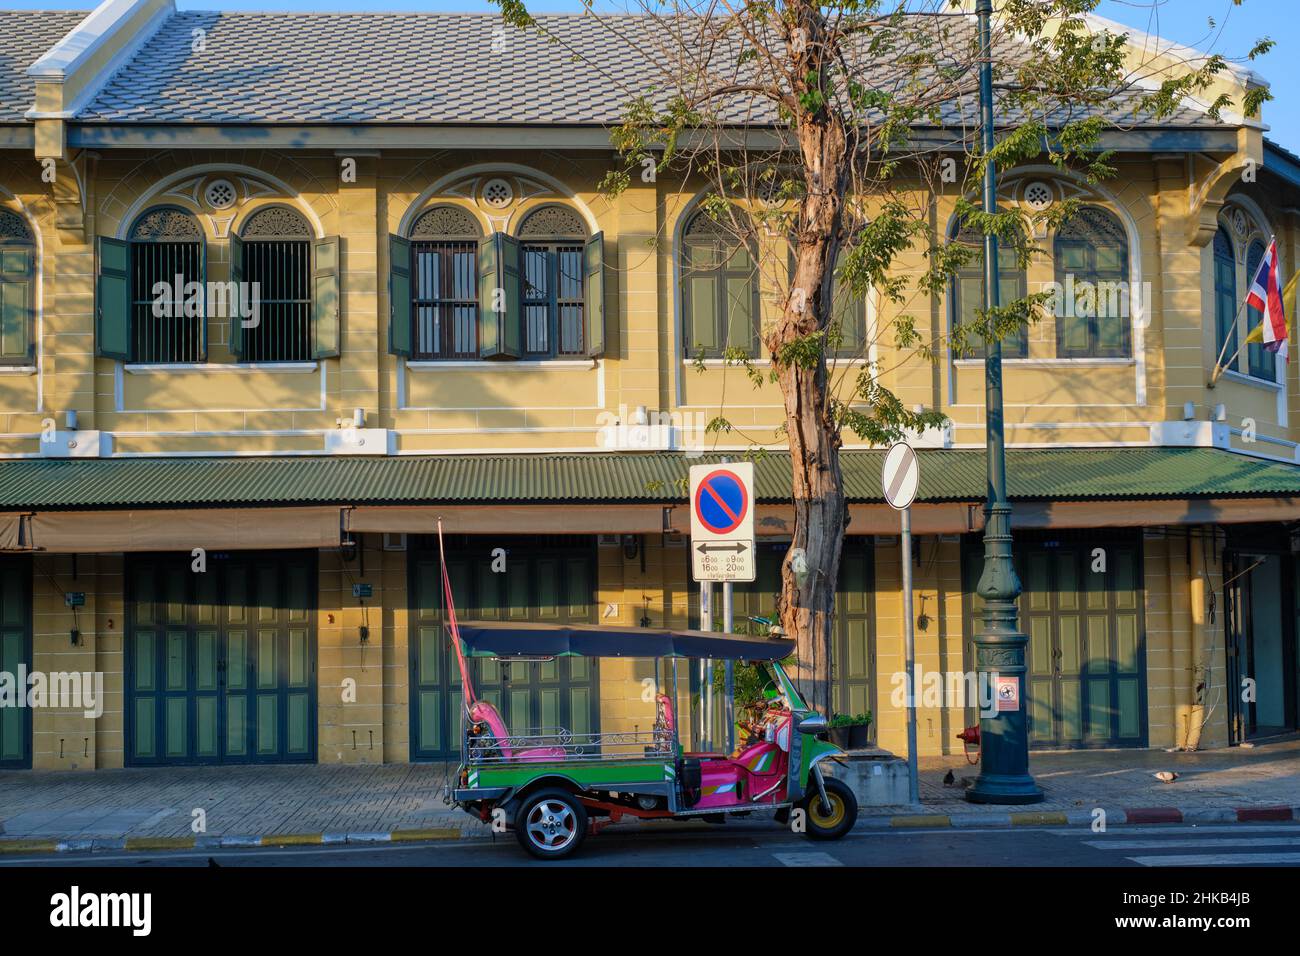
left=469, top=700, right=565, bottom=761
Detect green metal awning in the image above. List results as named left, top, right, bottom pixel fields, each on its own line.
left=1, top=448, right=1299, bottom=510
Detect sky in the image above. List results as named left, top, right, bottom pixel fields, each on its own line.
left=6, top=0, right=1297, bottom=150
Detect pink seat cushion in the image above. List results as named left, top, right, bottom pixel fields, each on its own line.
left=516, top=747, right=566, bottom=761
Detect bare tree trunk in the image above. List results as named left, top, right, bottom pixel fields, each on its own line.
left=769, top=8, right=851, bottom=715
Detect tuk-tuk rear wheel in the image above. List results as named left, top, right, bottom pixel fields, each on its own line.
left=801, top=776, right=857, bottom=841
left=514, top=788, right=588, bottom=860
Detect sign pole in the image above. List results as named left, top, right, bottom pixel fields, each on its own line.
left=699, top=580, right=712, bottom=751
left=882, top=442, right=922, bottom=805
left=722, top=580, right=735, bottom=754
left=900, top=505, right=919, bottom=806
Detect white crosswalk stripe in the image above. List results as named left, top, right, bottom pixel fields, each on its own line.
left=1126, top=852, right=1300, bottom=866
left=1082, top=829, right=1300, bottom=866
left=773, top=851, right=844, bottom=867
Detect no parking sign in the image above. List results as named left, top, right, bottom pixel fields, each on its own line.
left=689, top=462, right=756, bottom=582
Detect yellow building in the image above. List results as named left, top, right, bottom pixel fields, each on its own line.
left=1, top=0, right=1299, bottom=771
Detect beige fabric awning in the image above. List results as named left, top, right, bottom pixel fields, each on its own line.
left=4, top=507, right=342, bottom=553
left=346, top=504, right=671, bottom=535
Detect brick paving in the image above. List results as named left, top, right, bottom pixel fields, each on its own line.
left=0, top=736, right=1296, bottom=844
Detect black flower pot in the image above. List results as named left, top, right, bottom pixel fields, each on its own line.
left=830, top=727, right=852, bottom=749
left=848, top=724, right=871, bottom=749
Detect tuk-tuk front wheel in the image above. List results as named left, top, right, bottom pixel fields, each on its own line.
left=515, top=789, right=588, bottom=860
left=800, top=775, right=857, bottom=841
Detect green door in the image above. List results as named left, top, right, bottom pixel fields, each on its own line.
left=126, top=552, right=316, bottom=765
left=964, top=532, right=1146, bottom=748
left=409, top=538, right=599, bottom=760
left=701, top=540, right=875, bottom=728
left=0, top=556, right=31, bottom=768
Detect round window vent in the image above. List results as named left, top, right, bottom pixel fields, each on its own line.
left=481, top=178, right=514, bottom=209
left=1022, top=181, right=1054, bottom=211
left=204, top=179, right=237, bottom=210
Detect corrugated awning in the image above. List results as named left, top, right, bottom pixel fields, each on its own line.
left=1, top=448, right=1299, bottom=510
left=8, top=507, right=342, bottom=553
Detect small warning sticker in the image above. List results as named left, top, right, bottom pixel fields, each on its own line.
left=995, top=676, right=1020, bottom=713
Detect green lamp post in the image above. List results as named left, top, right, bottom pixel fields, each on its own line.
left=967, top=0, right=1043, bottom=805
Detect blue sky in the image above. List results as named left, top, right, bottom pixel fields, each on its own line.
left=10, top=0, right=1297, bottom=149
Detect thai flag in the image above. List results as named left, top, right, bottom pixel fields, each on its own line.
left=1245, top=238, right=1289, bottom=363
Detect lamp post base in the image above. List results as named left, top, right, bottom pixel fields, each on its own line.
left=966, top=774, right=1044, bottom=805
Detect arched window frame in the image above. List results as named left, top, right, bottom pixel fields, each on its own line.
left=680, top=207, right=761, bottom=359
left=234, top=204, right=315, bottom=363
left=1212, top=226, right=1238, bottom=363
left=1053, top=205, right=1130, bottom=359
left=0, top=208, right=34, bottom=366
left=516, top=203, right=589, bottom=358
left=127, top=205, right=206, bottom=364
left=408, top=204, right=482, bottom=360
left=948, top=217, right=1029, bottom=359
left=1215, top=205, right=1279, bottom=383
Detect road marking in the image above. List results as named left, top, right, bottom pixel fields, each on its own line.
left=1087, top=837, right=1300, bottom=850
left=1127, top=852, right=1300, bottom=867
left=773, top=851, right=843, bottom=867
left=1044, top=825, right=1300, bottom=836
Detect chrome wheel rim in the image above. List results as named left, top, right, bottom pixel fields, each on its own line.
left=525, top=799, right=577, bottom=851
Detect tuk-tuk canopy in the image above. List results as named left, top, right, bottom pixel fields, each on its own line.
left=454, top=621, right=796, bottom=662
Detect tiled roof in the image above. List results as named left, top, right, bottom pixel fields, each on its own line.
left=76, top=11, right=1223, bottom=128
left=0, top=448, right=1297, bottom=509
left=0, top=10, right=87, bottom=122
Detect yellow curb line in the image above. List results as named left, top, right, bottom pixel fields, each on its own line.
left=389, top=828, right=462, bottom=842
left=125, top=836, right=197, bottom=851
left=0, top=840, right=59, bottom=854
left=261, top=833, right=323, bottom=846
left=890, top=815, right=951, bottom=828
left=1009, top=812, right=1068, bottom=826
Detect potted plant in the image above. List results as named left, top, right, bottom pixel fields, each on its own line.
left=829, top=712, right=872, bottom=750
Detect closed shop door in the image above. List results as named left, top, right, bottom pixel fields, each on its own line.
left=0, top=556, right=30, bottom=768
left=126, top=552, right=316, bottom=766
left=409, top=538, right=599, bottom=760
left=965, top=533, right=1147, bottom=749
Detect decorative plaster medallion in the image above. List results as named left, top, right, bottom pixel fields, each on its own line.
left=204, top=178, right=237, bottom=210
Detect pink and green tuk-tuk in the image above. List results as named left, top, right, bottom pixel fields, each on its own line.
left=446, top=620, right=858, bottom=859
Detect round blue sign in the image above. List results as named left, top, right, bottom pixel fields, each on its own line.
left=694, top=469, right=749, bottom=535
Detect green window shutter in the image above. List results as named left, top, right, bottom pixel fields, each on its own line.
left=96, top=235, right=131, bottom=361
left=583, top=231, right=605, bottom=357
left=479, top=232, right=521, bottom=360
left=0, top=246, right=32, bottom=363
left=388, top=234, right=412, bottom=357
left=228, top=233, right=245, bottom=360
left=312, top=235, right=341, bottom=359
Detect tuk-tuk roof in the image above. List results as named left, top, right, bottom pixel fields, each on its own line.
left=454, top=621, right=796, bottom=661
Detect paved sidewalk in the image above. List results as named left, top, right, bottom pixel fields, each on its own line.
left=1, top=737, right=1297, bottom=853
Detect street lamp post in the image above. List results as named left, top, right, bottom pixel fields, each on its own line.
left=967, top=0, right=1043, bottom=805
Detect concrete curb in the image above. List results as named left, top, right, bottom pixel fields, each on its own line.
left=1, top=806, right=1296, bottom=855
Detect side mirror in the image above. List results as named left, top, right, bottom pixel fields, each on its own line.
left=796, top=714, right=827, bottom=735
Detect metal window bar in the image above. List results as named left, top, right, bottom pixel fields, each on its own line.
left=412, top=241, right=478, bottom=359
left=522, top=243, right=585, bottom=357
left=131, top=240, right=202, bottom=363
left=242, top=239, right=310, bottom=362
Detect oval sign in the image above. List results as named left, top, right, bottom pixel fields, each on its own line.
left=881, top=442, right=919, bottom=511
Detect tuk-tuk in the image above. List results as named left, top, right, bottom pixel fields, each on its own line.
left=446, top=620, right=858, bottom=859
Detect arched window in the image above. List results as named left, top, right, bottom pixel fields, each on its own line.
left=681, top=209, right=759, bottom=358
left=1053, top=206, right=1130, bottom=358
left=410, top=205, right=481, bottom=359
left=236, top=206, right=312, bottom=362
left=129, top=207, right=204, bottom=363
left=1245, top=238, right=1275, bottom=380
left=0, top=209, right=34, bottom=365
left=949, top=218, right=1028, bottom=359
left=518, top=205, right=588, bottom=356
left=1213, top=227, right=1238, bottom=361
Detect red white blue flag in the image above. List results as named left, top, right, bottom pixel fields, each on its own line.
left=1245, top=238, right=1289, bottom=363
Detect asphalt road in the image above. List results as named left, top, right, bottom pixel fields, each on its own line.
left=3, top=822, right=1299, bottom=867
